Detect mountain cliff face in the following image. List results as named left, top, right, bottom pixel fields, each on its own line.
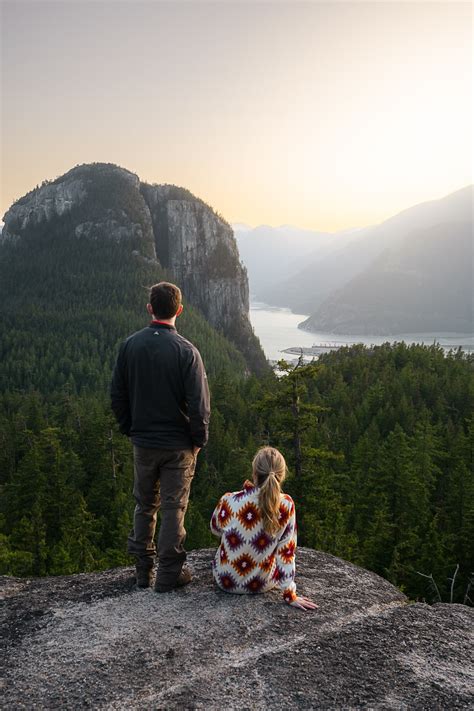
left=2, top=163, right=265, bottom=372
left=2, top=164, right=155, bottom=253
left=1, top=548, right=473, bottom=709
left=140, top=182, right=252, bottom=350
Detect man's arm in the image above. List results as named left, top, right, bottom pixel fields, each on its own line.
left=183, top=346, right=211, bottom=448
left=110, top=342, right=132, bottom=436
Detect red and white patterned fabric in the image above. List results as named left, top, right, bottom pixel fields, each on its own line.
left=210, top=480, right=298, bottom=604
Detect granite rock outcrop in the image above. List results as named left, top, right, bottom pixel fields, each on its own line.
left=1, top=548, right=472, bottom=710
left=139, top=183, right=252, bottom=347
left=2, top=163, right=264, bottom=371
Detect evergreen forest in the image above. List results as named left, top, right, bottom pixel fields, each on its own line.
left=1, top=214, right=473, bottom=605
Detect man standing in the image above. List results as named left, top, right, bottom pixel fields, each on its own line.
left=111, top=282, right=210, bottom=592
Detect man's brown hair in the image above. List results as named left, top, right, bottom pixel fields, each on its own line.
left=149, top=282, right=182, bottom=319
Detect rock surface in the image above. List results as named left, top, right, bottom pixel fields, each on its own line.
left=1, top=548, right=473, bottom=710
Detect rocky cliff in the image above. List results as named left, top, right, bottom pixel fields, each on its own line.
left=2, top=163, right=265, bottom=372
left=140, top=182, right=254, bottom=356
left=1, top=548, right=472, bottom=710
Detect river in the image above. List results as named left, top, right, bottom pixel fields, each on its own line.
left=249, top=301, right=474, bottom=362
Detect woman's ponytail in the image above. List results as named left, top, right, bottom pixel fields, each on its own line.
left=252, top=448, right=287, bottom=536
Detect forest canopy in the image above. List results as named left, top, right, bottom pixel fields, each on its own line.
left=1, top=340, right=472, bottom=603
left=1, top=181, right=472, bottom=604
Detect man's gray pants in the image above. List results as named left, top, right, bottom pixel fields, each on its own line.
left=127, top=445, right=196, bottom=587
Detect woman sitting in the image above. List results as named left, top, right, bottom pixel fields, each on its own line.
left=210, top=446, right=317, bottom=611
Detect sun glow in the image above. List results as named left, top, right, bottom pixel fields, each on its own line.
left=1, top=1, right=471, bottom=231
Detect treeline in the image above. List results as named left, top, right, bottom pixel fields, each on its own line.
left=0, top=343, right=472, bottom=603
left=0, top=379, right=262, bottom=576
left=260, top=344, right=473, bottom=603
left=1, top=207, right=472, bottom=602
left=0, top=210, right=253, bottom=572
left=0, top=223, right=247, bottom=394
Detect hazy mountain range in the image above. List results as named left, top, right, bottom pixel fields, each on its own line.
left=235, top=185, right=473, bottom=335
left=233, top=224, right=360, bottom=297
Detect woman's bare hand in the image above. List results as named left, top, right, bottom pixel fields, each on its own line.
left=290, top=596, right=318, bottom=611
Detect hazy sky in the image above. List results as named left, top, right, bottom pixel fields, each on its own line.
left=1, top=1, right=472, bottom=231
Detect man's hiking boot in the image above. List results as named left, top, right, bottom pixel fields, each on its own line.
left=135, top=568, right=154, bottom=589
left=154, top=567, right=193, bottom=593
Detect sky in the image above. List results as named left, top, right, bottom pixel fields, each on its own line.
left=1, top=0, right=472, bottom=231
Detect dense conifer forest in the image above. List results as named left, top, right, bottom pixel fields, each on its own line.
left=1, top=212, right=473, bottom=604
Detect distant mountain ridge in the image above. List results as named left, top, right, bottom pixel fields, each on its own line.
left=234, top=223, right=358, bottom=298
left=299, top=186, right=473, bottom=335
left=301, top=220, right=472, bottom=335
left=235, top=186, right=472, bottom=335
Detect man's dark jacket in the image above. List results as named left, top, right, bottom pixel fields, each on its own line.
left=110, top=322, right=210, bottom=449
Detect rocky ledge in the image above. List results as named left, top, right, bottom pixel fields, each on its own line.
left=1, top=548, right=473, bottom=710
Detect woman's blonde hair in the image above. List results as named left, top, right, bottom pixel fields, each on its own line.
left=252, top=447, right=287, bottom=536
